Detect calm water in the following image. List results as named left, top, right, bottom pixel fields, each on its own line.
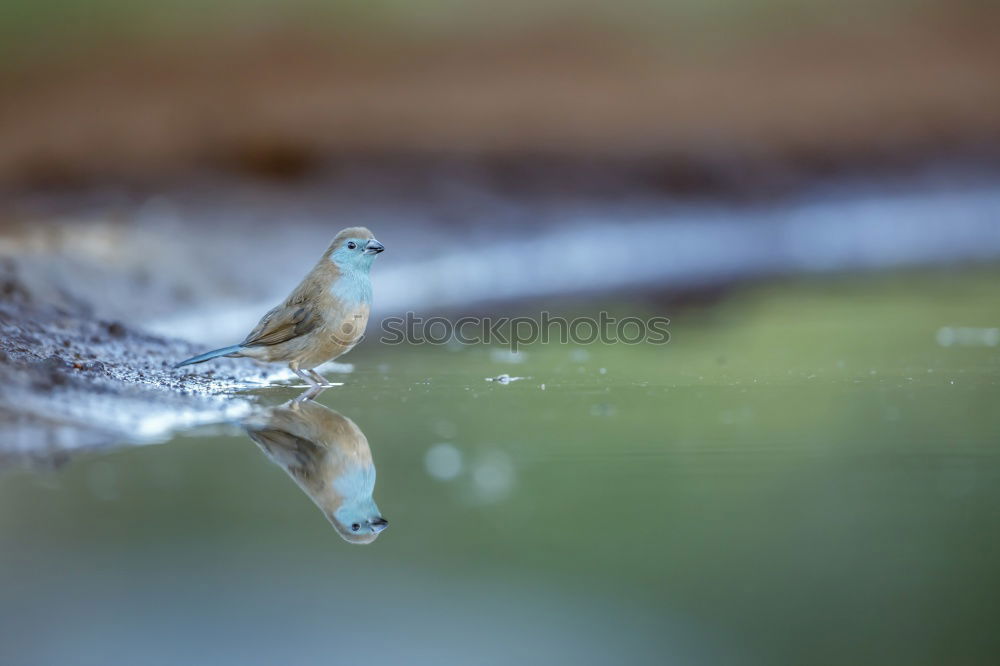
left=2, top=271, right=999, bottom=665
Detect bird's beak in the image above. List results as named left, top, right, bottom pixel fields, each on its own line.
left=364, top=239, right=385, bottom=255
left=371, top=517, right=389, bottom=533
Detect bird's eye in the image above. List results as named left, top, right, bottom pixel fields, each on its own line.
left=347, top=241, right=357, bottom=250
left=351, top=523, right=361, bottom=532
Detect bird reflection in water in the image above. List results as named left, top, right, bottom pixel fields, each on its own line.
left=244, top=387, right=389, bottom=544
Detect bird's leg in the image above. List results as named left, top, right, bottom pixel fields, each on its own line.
left=289, top=362, right=318, bottom=387
left=307, top=369, right=329, bottom=386
left=294, top=386, right=328, bottom=403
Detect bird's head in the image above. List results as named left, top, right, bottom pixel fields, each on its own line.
left=329, top=505, right=389, bottom=544
left=326, top=227, right=384, bottom=272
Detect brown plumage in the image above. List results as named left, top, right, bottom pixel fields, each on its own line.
left=245, top=388, right=388, bottom=544
left=175, top=226, right=385, bottom=385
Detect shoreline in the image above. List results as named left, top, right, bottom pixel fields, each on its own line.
left=2, top=163, right=999, bottom=458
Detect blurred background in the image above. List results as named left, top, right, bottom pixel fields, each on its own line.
left=2, top=0, right=1000, bottom=331
left=1, top=1, right=1000, bottom=665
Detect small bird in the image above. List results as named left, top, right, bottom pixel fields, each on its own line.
left=245, top=388, right=388, bottom=544
left=175, top=227, right=384, bottom=386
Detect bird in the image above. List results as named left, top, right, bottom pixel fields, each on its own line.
left=174, top=227, right=384, bottom=386
left=245, top=387, right=389, bottom=544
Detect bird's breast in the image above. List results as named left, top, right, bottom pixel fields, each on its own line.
left=325, top=305, right=370, bottom=348
left=329, top=270, right=373, bottom=307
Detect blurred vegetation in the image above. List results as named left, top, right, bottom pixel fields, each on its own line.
left=1, top=0, right=992, bottom=63
left=2, top=0, right=997, bottom=188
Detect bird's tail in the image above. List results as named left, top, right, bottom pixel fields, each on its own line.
left=174, top=345, right=243, bottom=369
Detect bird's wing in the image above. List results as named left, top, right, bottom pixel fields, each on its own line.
left=247, top=427, right=324, bottom=471
left=241, top=303, right=320, bottom=347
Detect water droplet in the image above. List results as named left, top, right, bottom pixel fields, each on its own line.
left=425, top=444, right=463, bottom=481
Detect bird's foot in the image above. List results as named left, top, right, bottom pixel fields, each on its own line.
left=307, top=369, right=336, bottom=387
left=294, top=386, right=328, bottom=403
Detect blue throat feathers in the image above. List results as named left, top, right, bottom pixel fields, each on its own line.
left=333, top=465, right=379, bottom=523
left=330, top=263, right=373, bottom=306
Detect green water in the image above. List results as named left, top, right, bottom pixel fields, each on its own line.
left=2, top=270, right=999, bottom=665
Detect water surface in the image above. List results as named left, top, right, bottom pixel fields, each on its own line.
left=2, top=270, right=999, bottom=665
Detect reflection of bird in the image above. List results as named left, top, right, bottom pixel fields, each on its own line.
left=245, top=388, right=388, bottom=544
left=175, top=227, right=385, bottom=386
